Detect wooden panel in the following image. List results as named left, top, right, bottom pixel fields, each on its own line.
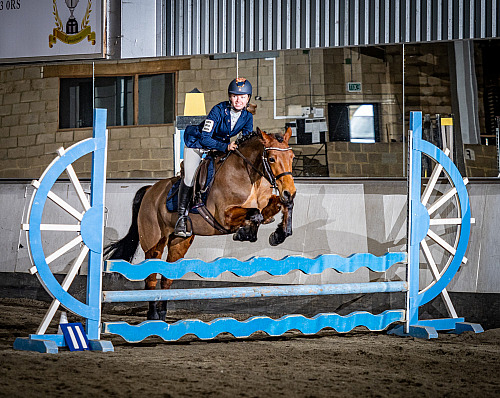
left=44, top=59, right=191, bottom=78
left=133, top=75, right=139, bottom=125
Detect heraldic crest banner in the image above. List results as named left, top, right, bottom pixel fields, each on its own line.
left=49, top=0, right=96, bottom=48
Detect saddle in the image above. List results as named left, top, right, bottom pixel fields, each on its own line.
left=166, top=151, right=231, bottom=233
left=166, top=151, right=224, bottom=214
left=192, top=154, right=214, bottom=203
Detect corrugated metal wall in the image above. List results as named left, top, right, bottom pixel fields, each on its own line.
left=165, top=0, right=499, bottom=56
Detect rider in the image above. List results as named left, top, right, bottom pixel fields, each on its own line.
left=175, top=77, right=254, bottom=237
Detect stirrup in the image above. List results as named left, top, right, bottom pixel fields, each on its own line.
left=174, top=215, right=192, bottom=237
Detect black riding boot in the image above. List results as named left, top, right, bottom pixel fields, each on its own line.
left=174, top=181, right=192, bottom=237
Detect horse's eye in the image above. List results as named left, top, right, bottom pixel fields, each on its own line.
left=268, top=157, right=276, bottom=163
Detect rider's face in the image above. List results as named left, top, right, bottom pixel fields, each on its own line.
left=229, top=94, right=250, bottom=111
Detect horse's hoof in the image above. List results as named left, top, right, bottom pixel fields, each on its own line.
left=233, top=228, right=258, bottom=242
left=269, top=229, right=287, bottom=246
left=233, top=231, right=247, bottom=241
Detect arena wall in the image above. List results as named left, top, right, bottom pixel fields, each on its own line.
left=1, top=179, right=499, bottom=295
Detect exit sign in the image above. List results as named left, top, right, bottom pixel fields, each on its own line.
left=347, top=82, right=362, bottom=92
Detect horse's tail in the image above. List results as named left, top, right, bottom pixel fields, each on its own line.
left=103, top=185, right=151, bottom=262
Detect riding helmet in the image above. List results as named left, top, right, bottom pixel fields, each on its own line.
left=228, top=78, right=252, bottom=98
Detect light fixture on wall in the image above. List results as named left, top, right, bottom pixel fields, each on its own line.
left=184, top=88, right=206, bottom=116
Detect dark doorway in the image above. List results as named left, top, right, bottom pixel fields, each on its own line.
left=328, top=103, right=381, bottom=142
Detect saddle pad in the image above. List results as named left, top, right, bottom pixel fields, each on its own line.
left=166, top=156, right=215, bottom=213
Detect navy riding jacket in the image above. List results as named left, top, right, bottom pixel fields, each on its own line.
left=184, top=101, right=253, bottom=152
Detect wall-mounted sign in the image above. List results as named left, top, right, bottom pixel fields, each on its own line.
left=464, top=148, right=476, bottom=161
left=347, top=82, right=362, bottom=93
left=0, top=0, right=104, bottom=63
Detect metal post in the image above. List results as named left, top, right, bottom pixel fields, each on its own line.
left=496, top=116, right=500, bottom=176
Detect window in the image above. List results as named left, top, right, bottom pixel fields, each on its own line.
left=59, top=73, right=175, bottom=129
left=138, top=74, right=175, bottom=125
left=328, top=103, right=380, bottom=142
left=60, top=77, right=133, bottom=129
left=349, top=105, right=377, bottom=143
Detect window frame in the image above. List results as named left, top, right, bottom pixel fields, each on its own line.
left=327, top=102, right=381, bottom=143
left=57, top=71, right=178, bottom=131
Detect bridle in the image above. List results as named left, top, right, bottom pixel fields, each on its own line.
left=262, top=147, right=293, bottom=190
left=233, top=145, right=293, bottom=191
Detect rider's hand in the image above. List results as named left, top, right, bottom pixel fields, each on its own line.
left=227, top=142, right=238, bottom=151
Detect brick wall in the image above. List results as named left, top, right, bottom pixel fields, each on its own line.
left=464, top=144, right=498, bottom=177
left=1, top=66, right=61, bottom=178
left=1, top=44, right=497, bottom=180
left=282, top=49, right=325, bottom=111
left=279, top=48, right=403, bottom=143
left=326, top=142, right=405, bottom=177
left=322, top=47, right=404, bottom=143
left=325, top=142, right=498, bottom=178
left=403, top=43, right=453, bottom=116
left=0, top=56, right=289, bottom=179
left=0, top=62, right=177, bottom=179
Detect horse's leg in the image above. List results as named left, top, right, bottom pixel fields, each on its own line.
left=260, top=194, right=295, bottom=246
left=144, top=237, right=168, bottom=320
left=154, top=235, right=196, bottom=320
left=261, top=195, right=282, bottom=224
left=269, top=201, right=294, bottom=246
left=225, top=206, right=264, bottom=242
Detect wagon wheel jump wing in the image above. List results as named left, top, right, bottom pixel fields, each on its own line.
left=14, top=109, right=112, bottom=353
left=390, top=111, right=482, bottom=338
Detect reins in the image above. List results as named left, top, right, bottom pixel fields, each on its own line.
left=233, top=145, right=293, bottom=191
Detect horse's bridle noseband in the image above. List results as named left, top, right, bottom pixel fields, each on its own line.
left=234, top=146, right=293, bottom=190
left=262, top=147, right=293, bottom=189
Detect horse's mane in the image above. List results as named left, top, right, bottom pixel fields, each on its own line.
left=235, top=130, right=260, bottom=147
left=235, top=130, right=286, bottom=148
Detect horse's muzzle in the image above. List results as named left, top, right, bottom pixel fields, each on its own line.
left=280, top=190, right=295, bottom=206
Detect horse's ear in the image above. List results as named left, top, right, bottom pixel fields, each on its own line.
left=258, top=127, right=274, bottom=147
left=284, top=127, right=293, bottom=144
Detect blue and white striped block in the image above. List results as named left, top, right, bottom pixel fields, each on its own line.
left=60, top=323, right=90, bottom=351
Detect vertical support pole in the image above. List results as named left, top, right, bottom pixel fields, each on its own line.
left=406, top=111, right=422, bottom=333
left=86, top=108, right=108, bottom=340
left=496, top=116, right=500, bottom=176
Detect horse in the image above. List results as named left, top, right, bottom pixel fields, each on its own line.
left=104, top=127, right=296, bottom=320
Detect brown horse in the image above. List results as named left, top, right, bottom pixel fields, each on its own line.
left=105, top=127, right=296, bottom=320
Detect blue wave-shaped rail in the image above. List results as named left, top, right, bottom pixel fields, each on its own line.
left=105, top=253, right=406, bottom=281
left=102, top=310, right=405, bottom=342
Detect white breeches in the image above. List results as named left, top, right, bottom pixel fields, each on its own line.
left=183, top=147, right=207, bottom=187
